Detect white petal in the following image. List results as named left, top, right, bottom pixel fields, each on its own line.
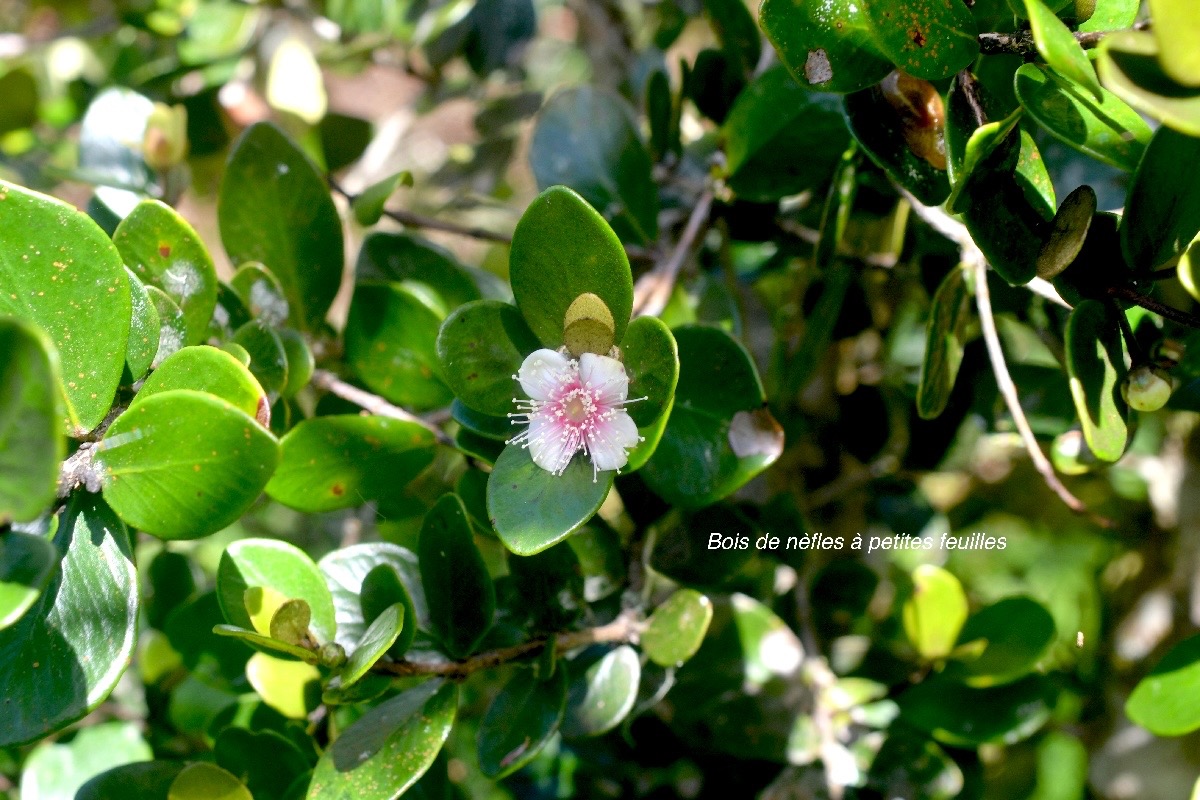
left=527, top=413, right=579, bottom=475
left=518, top=348, right=572, bottom=402
left=588, top=410, right=640, bottom=472
left=578, top=353, right=628, bottom=405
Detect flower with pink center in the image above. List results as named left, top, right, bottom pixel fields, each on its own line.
left=508, top=348, right=643, bottom=480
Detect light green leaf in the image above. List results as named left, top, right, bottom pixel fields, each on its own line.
left=340, top=604, right=404, bottom=688
left=1127, top=635, right=1200, bottom=735
left=0, top=317, right=63, bottom=523
left=1026, top=0, right=1104, bottom=100
left=217, top=537, right=337, bottom=644
left=135, top=345, right=269, bottom=426
left=903, top=564, right=968, bottom=660
left=1066, top=299, right=1129, bottom=462
left=642, top=589, right=713, bottom=667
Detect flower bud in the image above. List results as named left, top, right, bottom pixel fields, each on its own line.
left=1121, top=364, right=1173, bottom=412
left=563, top=292, right=616, bottom=358
left=143, top=103, right=188, bottom=172
left=317, top=642, right=347, bottom=669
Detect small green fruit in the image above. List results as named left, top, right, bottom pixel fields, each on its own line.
left=1121, top=365, right=1173, bottom=412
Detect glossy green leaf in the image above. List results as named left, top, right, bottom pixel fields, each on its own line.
left=1148, top=0, right=1200, bottom=86
left=561, top=645, right=641, bottom=737
left=844, top=87, right=951, bottom=206
left=642, top=589, right=713, bottom=667
left=437, top=300, right=542, bottom=416
left=212, top=624, right=317, bottom=662
left=307, top=680, right=458, bottom=800
left=703, top=0, right=761, bottom=73
left=266, top=415, right=437, bottom=513
left=529, top=89, right=658, bottom=245
left=345, top=282, right=451, bottom=411
left=0, top=530, right=56, bottom=629
left=621, top=315, right=679, bottom=427
left=0, top=180, right=130, bottom=434
left=862, top=0, right=979, bottom=80
left=419, top=494, right=495, bottom=658
left=1037, top=184, right=1096, bottom=281
left=510, top=186, right=633, bottom=348
left=1122, top=126, right=1200, bottom=270
left=759, top=0, right=893, bottom=93
left=217, top=537, right=337, bottom=644
left=624, top=398, right=673, bottom=472
left=77, top=762, right=186, bottom=800
left=945, top=109, right=1023, bottom=214
left=948, top=596, right=1056, bottom=686
left=136, top=345, right=269, bottom=426
left=232, top=320, right=288, bottom=399
left=866, top=735, right=963, bottom=800
left=1015, top=63, right=1152, bottom=171
left=352, top=170, right=414, bottom=227
left=452, top=399, right=511, bottom=441
left=1026, top=0, right=1103, bottom=100
left=1066, top=299, right=1129, bottom=461
left=319, top=542, right=428, bottom=651
left=125, top=269, right=160, bottom=380
left=0, top=495, right=137, bottom=746
left=215, top=728, right=311, bottom=800
left=357, top=232, right=481, bottom=310
left=1127, top=634, right=1200, bottom=735
left=97, top=390, right=279, bottom=539
left=641, top=326, right=781, bottom=508
left=78, top=88, right=154, bottom=218
left=917, top=267, right=972, bottom=420
left=478, top=668, right=567, bottom=778
left=903, top=564, right=968, bottom=660
left=899, top=675, right=1054, bottom=746
left=146, top=285, right=187, bottom=368
left=114, top=199, right=218, bottom=345
left=278, top=329, right=314, bottom=399
left=1078, top=0, right=1138, bottom=31
left=218, top=123, right=344, bottom=329
left=487, top=444, right=614, bottom=555
left=0, top=317, right=63, bottom=523
left=1097, top=31, right=1200, bottom=137
left=247, top=651, right=322, bottom=718
left=230, top=262, right=289, bottom=327
left=168, top=763, right=252, bottom=800
left=961, top=173, right=1047, bottom=286
left=20, top=721, right=152, bottom=800
left=721, top=67, right=849, bottom=201
left=360, top=565, right=418, bottom=657
left=340, top=604, right=404, bottom=688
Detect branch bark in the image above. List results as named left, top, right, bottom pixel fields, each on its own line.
left=310, top=369, right=455, bottom=448
left=977, top=21, right=1150, bottom=56
left=632, top=191, right=714, bottom=318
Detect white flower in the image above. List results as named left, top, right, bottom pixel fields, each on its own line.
left=508, top=348, right=643, bottom=480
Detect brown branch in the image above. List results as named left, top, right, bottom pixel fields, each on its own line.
left=373, top=611, right=642, bottom=679
left=1108, top=285, right=1200, bottom=329
left=310, top=369, right=455, bottom=448
left=632, top=190, right=714, bottom=317
left=977, top=20, right=1150, bottom=56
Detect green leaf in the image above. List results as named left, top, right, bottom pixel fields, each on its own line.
left=621, top=316, right=679, bottom=427
left=1015, top=62, right=1152, bottom=171
left=487, top=444, right=614, bottom=556
left=169, top=761, right=253, bottom=800
left=278, top=329, right=314, bottom=399
left=0, top=495, right=137, bottom=746
left=1148, top=0, right=1200, bottom=87
left=917, top=268, right=972, bottom=420
left=961, top=175, right=1047, bottom=286
left=899, top=675, right=1054, bottom=746
left=419, top=494, right=495, bottom=658
left=340, top=604, right=404, bottom=688
left=146, top=285, right=187, bottom=368
left=0, top=67, right=37, bottom=136
left=641, top=326, right=781, bottom=508
left=902, top=564, right=968, bottom=660
left=1127, top=634, right=1200, bottom=735
left=844, top=87, right=951, bottom=206
left=113, top=199, right=218, bottom=345
left=1029, top=731, right=1088, bottom=800
left=78, top=88, right=155, bottom=218
left=759, top=0, right=893, bottom=93
left=477, top=668, right=567, bottom=778
left=266, top=415, right=437, bottom=513
left=125, top=269, right=160, bottom=380
left=360, top=565, right=418, bottom=657
left=1097, top=30, right=1200, bottom=137
left=721, top=67, right=850, bottom=202
left=97, top=390, right=279, bottom=539
left=352, top=170, right=413, bottom=227
left=136, top=345, right=269, bottom=426
left=945, top=109, right=1023, bottom=214
left=218, top=537, right=337, bottom=643
left=0, top=180, right=130, bottom=434
left=307, top=680, right=458, bottom=800
left=642, top=589, right=714, bottom=667
left=1037, top=184, right=1096, bottom=281
left=703, top=0, right=762, bottom=74
left=357, top=232, right=481, bottom=310
left=862, top=0, right=979, bottom=80
left=561, top=645, right=641, bottom=737
left=77, top=762, right=187, bottom=800
left=1025, top=0, right=1104, bottom=100
left=0, top=317, right=63, bottom=523
left=1065, top=299, right=1129, bottom=462
left=20, top=721, right=152, bottom=800
left=947, top=596, right=1057, bottom=686
left=229, top=262, right=290, bottom=327
left=232, top=320, right=288, bottom=400
left=1122, top=126, right=1200, bottom=270
left=510, top=186, right=634, bottom=349
left=529, top=89, right=658, bottom=245
left=0, top=530, right=56, bottom=629
left=215, top=728, right=312, bottom=800
left=437, top=300, right=542, bottom=416
left=212, top=624, right=318, bottom=662
left=218, top=122, right=344, bottom=329
left=318, top=542, right=428, bottom=651
left=1078, top=0, right=1138, bottom=31
left=345, top=282, right=452, bottom=411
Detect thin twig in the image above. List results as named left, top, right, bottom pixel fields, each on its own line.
left=310, top=370, right=454, bottom=447
left=373, top=611, right=642, bottom=679
left=632, top=191, right=714, bottom=317
left=1108, top=285, right=1200, bottom=329
left=977, top=21, right=1150, bottom=56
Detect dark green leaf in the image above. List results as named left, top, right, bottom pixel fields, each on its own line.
left=360, top=564, right=418, bottom=657
left=215, top=728, right=311, bottom=800
left=278, top=329, right=314, bottom=399
left=232, top=320, right=288, bottom=400
left=703, top=0, right=761, bottom=74
left=621, top=316, right=679, bottom=427
left=0, top=317, right=64, bottom=523
left=1122, top=126, right=1200, bottom=270
left=862, top=0, right=979, bottom=80
left=76, top=762, right=186, bottom=800
left=1065, top=299, right=1129, bottom=461
left=230, top=262, right=290, bottom=327
left=844, top=87, right=951, bottom=206
left=917, top=267, right=972, bottom=419
left=899, top=675, right=1054, bottom=746
left=419, top=494, right=495, bottom=658
left=356, top=232, right=481, bottom=310
left=759, top=0, right=893, bottom=93
left=477, top=668, right=567, bottom=778
left=0, top=530, right=56, bottom=630
left=947, top=596, right=1056, bottom=686
left=437, top=300, right=542, bottom=416
left=0, top=68, right=37, bottom=135
left=561, top=645, right=640, bottom=737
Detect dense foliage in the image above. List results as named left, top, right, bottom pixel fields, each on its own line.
left=3, top=0, right=1200, bottom=798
